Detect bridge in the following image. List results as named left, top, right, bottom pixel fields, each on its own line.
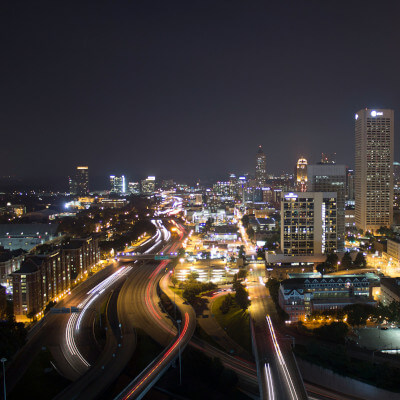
left=116, top=253, right=177, bottom=262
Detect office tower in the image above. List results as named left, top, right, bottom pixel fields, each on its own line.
left=355, top=108, right=394, bottom=232
left=128, top=181, right=140, bottom=195
left=255, top=145, right=267, bottom=187
left=308, top=164, right=346, bottom=250
left=282, top=192, right=337, bottom=256
left=110, top=175, right=126, bottom=194
left=296, top=157, right=308, bottom=192
left=69, top=166, right=89, bottom=196
left=320, top=152, right=336, bottom=164
left=141, top=176, right=156, bottom=194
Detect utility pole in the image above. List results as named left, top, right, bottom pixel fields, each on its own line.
left=177, top=319, right=182, bottom=385
left=1, top=358, right=6, bottom=400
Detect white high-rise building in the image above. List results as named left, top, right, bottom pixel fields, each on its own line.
left=110, top=175, right=126, bottom=194
left=355, top=108, right=394, bottom=233
left=281, top=192, right=337, bottom=256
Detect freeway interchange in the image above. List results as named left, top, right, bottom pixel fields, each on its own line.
left=6, top=210, right=334, bottom=400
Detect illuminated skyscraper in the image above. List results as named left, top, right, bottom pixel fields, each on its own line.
left=255, top=145, right=267, bottom=187
left=355, top=108, right=394, bottom=232
left=110, top=175, right=126, bottom=194
left=69, top=166, right=89, bottom=196
left=308, top=164, right=346, bottom=250
left=141, top=176, right=156, bottom=194
left=296, top=157, right=308, bottom=192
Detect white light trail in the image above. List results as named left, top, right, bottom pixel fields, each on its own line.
left=65, top=266, right=132, bottom=369
left=265, top=363, right=275, bottom=400
left=266, top=315, right=298, bottom=400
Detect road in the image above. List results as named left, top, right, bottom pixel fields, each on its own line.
left=114, top=224, right=197, bottom=399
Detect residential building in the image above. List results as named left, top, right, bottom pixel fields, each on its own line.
left=69, top=166, right=89, bottom=196
left=141, top=176, right=156, bottom=194
left=279, top=273, right=378, bottom=322
left=281, top=192, right=337, bottom=256
left=307, top=164, right=346, bottom=250
left=255, top=145, right=267, bottom=187
left=355, top=108, right=394, bottom=232
left=110, top=175, right=126, bottom=194
left=128, top=182, right=140, bottom=195
left=11, top=236, right=100, bottom=315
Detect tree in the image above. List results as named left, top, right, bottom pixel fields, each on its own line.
left=219, top=294, right=233, bottom=314
left=246, top=226, right=255, bottom=239
left=234, top=282, right=251, bottom=310
left=316, top=263, right=326, bottom=277
left=341, top=252, right=353, bottom=269
left=343, top=304, right=375, bottom=327
left=171, top=276, right=178, bottom=288
left=236, top=269, right=248, bottom=281
left=325, top=252, right=338, bottom=269
left=353, top=252, right=367, bottom=268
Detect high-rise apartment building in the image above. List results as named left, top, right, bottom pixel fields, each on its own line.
left=296, top=157, right=308, bottom=192
left=128, top=181, right=140, bottom=195
left=141, top=176, right=156, bottom=194
left=255, top=145, right=267, bottom=187
left=355, top=108, right=394, bottom=232
left=282, top=192, right=337, bottom=256
left=110, top=175, right=126, bottom=194
left=69, top=166, right=89, bottom=196
left=307, top=164, right=346, bottom=250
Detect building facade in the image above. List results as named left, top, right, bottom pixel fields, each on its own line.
left=255, top=146, right=267, bottom=187
left=110, top=175, right=126, bottom=194
left=307, top=164, right=346, bottom=250
left=296, top=157, right=308, bottom=192
left=281, top=192, right=337, bottom=256
left=69, top=166, right=89, bottom=196
left=279, top=274, right=377, bottom=322
left=355, top=108, right=394, bottom=232
left=11, top=236, right=100, bottom=315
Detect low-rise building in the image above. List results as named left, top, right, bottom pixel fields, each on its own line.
left=278, top=273, right=378, bottom=322
left=11, top=236, right=100, bottom=316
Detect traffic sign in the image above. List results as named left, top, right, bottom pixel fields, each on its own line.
left=155, top=255, right=170, bottom=260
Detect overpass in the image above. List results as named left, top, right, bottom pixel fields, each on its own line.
left=116, top=253, right=177, bottom=262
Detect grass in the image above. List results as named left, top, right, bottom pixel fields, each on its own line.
left=9, top=348, right=70, bottom=400
left=211, top=295, right=252, bottom=354
left=93, top=293, right=111, bottom=348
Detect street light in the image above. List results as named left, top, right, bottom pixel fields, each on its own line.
left=1, top=358, right=6, bottom=400
left=177, top=319, right=182, bottom=385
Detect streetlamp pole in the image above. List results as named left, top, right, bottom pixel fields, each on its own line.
left=177, top=319, right=182, bottom=385
left=1, top=358, right=6, bottom=400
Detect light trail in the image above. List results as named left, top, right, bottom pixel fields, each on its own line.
left=120, top=312, right=190, bottom=400
left=64, top=266, right=132, bottom=369
left=265, top=363, right=275, bottom=400
left=266, top=315, right=299, bottom=400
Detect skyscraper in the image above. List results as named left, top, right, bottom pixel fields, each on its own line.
left=255, top=145, right=267, bottom=187
left=69, top=166, right=89, bottom=196
left=281, top=192, right=338, bottom=256
left=110, top=175, right=126, bottom=194
left=308, top=164, right=346, bottom=250
left=355, top=108, right=394, bottom=232
left=296, top=157, right=308, bottom=192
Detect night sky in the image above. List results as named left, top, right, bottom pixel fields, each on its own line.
left=2, top=1, right=400, bottom=185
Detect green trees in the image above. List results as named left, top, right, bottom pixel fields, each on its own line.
left=313, top=322, right=349, bottom=344
left=316, top=263, right=327, bottom=276
left=171, top=276, right=178, bottom=288
left=341, top=252, right=353, bottom=269
left=343, top=304, right=375, bottom=327
left=353, top=252, right=367, bottom=268
left=233, top=281, right=251, bottom=310
left=219, top=294, right=233, bottom=314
